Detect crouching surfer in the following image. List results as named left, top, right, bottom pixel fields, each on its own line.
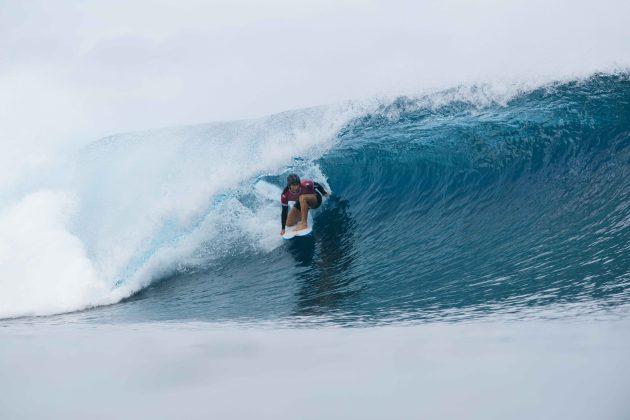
left=280, top=173, right=330, bottom=236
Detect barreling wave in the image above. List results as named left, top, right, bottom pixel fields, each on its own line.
left=315, top=73, right=630, bottom=322
left=2, top=72, right=630, bottom=323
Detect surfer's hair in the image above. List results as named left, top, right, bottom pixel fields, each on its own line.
left=287, top=173, right=301, bottom=186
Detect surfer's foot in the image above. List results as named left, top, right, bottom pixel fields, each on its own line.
left=295, top=223, right=308, bottom=231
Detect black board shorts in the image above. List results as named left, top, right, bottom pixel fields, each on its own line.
left=293, top=192, right=322, bottom=211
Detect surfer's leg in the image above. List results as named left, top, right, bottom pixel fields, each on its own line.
left=286, top=206, right=300, bottom=227
left=296, top=194, right=318, bottom=230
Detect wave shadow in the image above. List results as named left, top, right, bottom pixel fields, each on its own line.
left=285, top=197, right=363, bottom=318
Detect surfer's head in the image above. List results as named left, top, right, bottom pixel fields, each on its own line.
left=287, top=173, right=301, bottom=192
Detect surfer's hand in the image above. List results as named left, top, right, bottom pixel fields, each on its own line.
left=280, top=229, right=285, bottom=236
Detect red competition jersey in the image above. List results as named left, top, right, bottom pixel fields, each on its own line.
left=281, top=180, right=317, bottom=206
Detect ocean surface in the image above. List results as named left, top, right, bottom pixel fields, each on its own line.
left=2, top=73, right=630, bottom=419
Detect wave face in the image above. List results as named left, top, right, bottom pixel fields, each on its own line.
left=315, top=74, right=630, bottom=322
left=2, top=73, right=630, bottom=323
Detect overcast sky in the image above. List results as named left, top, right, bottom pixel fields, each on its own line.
left=1, top=0, right=629, bottom=148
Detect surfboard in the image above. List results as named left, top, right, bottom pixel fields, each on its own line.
left=282, top=212, right=314, bottom=240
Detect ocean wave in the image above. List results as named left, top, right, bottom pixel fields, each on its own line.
left=1, top=73, right=629, bottom=321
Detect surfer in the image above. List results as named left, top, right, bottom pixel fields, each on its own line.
left=280, top=173, right=330, bottom=236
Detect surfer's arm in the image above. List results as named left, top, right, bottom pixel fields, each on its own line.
left=280, top=189, right=290, bottom=232
left=281, top=205, right=288, bottom=229
left=314, top=182, right=329, bottom=196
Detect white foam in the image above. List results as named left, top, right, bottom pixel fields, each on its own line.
left=0, top=190, right=114, bottom=318
left=79, top=107, right=345, bottom=279
left=0, top=103, right=357, bottom=318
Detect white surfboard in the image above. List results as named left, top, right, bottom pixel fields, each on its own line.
left=282, top=212, right=314, bottom=240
